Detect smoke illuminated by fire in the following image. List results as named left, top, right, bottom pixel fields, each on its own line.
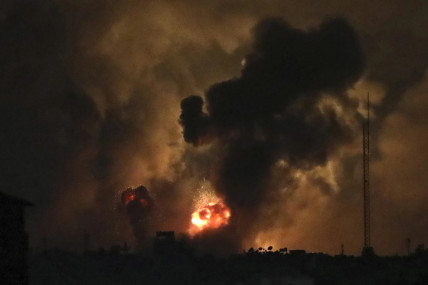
left=120, top=186, right=153, bottom=244
left=122, top=192, right=149, bottom=208
left=120, top=186, right=153, bottom=213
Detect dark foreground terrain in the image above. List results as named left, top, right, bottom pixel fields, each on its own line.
left=30, top=248, right=428, bottom=285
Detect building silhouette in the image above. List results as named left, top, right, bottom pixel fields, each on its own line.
left=0, top=192, right=33, bottom=284
left=154, top=231, right=176, bottom=255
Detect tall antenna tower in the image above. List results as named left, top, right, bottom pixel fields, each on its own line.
left=362, top=92, right=374, bottom=256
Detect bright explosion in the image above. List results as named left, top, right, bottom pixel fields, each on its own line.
left=190, top=202, right=231, bottom=233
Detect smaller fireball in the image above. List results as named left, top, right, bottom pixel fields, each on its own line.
left=191, top=202, right=231, bottom=233
left=121, top=186, right=152, bottom=209
left=119, top=185, right=154, bottom=244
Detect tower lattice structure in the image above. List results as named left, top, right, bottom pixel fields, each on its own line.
left=363, top=93, right=371, bottom=250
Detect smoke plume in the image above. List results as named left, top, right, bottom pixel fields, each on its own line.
left=180, top=17, right=365, bottom=248
left=2, top=0, right=428, bottom=255
left=120, top=186, right=154, bottom=245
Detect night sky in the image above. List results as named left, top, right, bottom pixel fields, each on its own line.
left=1, top=0, right=427, bottom=256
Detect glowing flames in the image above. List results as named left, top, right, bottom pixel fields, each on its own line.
left=121, top=186, right=152, bottom=209
left=185, top=180, right=231, bottom=235
left=190, top=202, right=231, bottom=233
left=123, top=193, right=148, bottom=207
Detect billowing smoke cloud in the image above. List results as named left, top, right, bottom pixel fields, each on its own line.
left=120, top=186, right=154, bottom=245
left=0, top=0, right=188, bottom=249
left=1, top=0, right=427, bottom=255
left=180, top=18, right=365, bottom=247
left=371, top=69, right=428, bottom=254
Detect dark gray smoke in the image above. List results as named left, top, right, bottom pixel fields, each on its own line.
left=1, top=0, right=426, bottom=255
left=120, top=186, right=154, bottom=246
left=180, top=17, right=365, bottom=244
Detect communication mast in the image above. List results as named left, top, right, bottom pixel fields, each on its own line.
left=362, top=92, right=374, bottom=257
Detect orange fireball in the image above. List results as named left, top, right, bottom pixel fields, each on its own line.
left=191, top=202, right=231, bottom=233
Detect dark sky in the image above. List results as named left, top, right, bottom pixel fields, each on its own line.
left=0, top=0, right=427, bottom=255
